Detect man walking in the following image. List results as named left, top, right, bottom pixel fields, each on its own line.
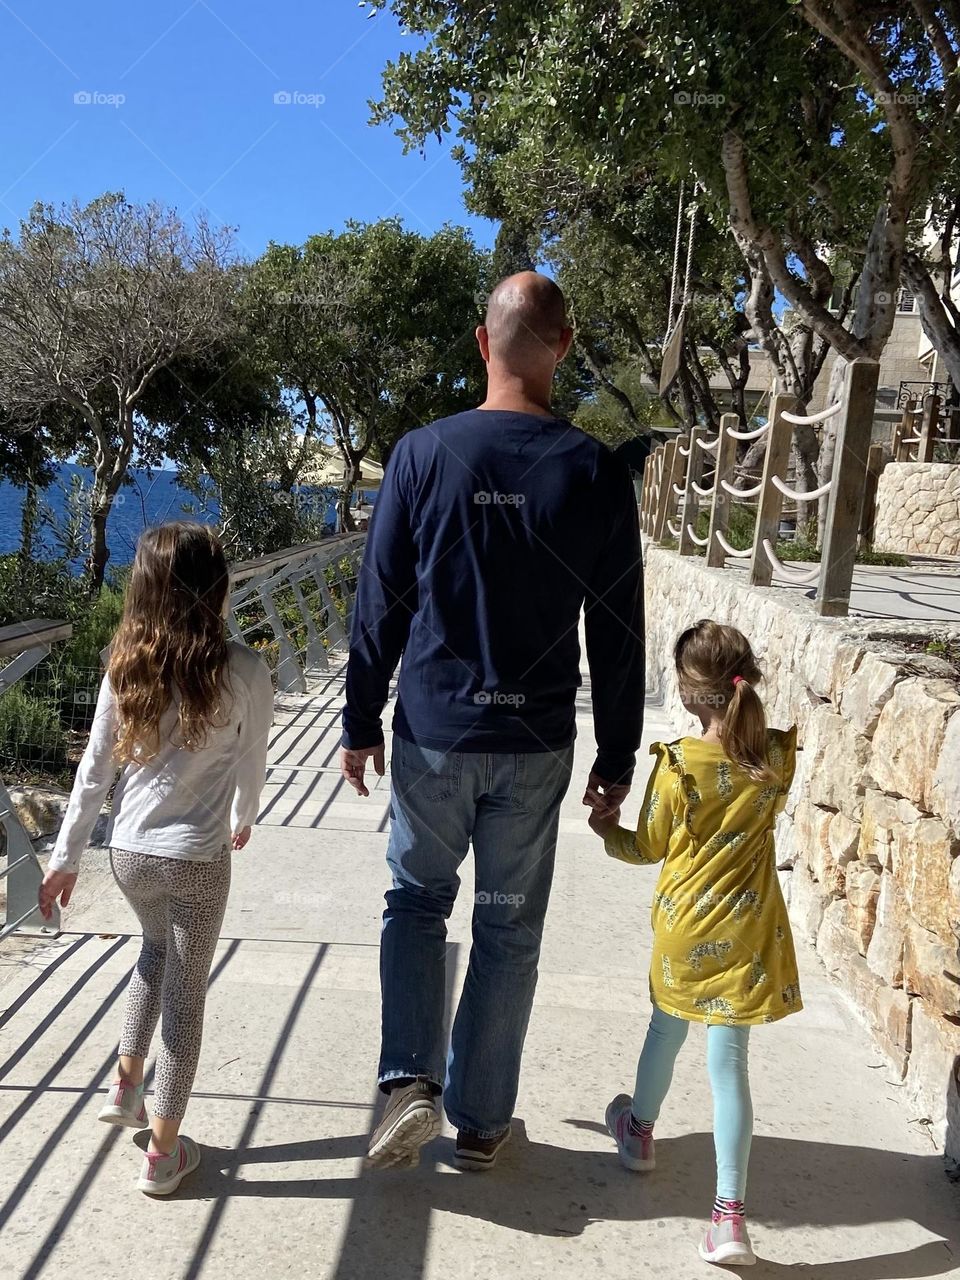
left=341, top=272, right=644, bottom=1170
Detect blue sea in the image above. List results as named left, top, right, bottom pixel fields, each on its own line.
left=0, top=463, right=217, bottom=569
left=0, top=463, right=360, bottom=571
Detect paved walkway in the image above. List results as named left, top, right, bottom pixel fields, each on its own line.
left=1, top=662, right=958, bottom=1280
left=721, top=559, right=960, bottom=623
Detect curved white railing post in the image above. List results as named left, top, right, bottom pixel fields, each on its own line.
left=749, top=393, right=799, bottom=587
left=678, top=424, right=707, bottom=557
left=816, top=358, right=881, bottom=616
left=706, top=413, right=740, bottom=568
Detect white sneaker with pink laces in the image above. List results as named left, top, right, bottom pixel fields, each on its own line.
left=699, top=1213, right=756, bottom=1267
left=137, top=1136, right=201, bottom=1195
left=98, top=1079, right=148, bottom=1129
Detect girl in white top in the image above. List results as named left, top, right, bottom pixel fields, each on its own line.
left=40, top=522, right=273, bottom=1195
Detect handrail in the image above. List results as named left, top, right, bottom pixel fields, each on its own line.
left=685, top=523, right=710, bottom=547
left=697, top=436, right=721, bottom=453
left=691, top=480, right=715, bottom=497
left=1, top=619, right=73, bottom=941
left=720, top=478, right=763, bottom=499
left=714, top=531, right=752, bottom=558
left=227, top=535, right=366, bottom=694
left=727, top=422, right=770, bottom=441
left=761, top=538, right=823, bottom=584
left=0, top=620, right=73, bottom=659
left=666, top=518, right=681, bottom=537
left=781, top=401, right=841, bottom=426
left=771, top=476, right=834, bottom=501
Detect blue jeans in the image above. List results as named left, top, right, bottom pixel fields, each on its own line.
left=632, top=1005, right=753, bottom=1200
left=379, top=734, right=574, bottom=1138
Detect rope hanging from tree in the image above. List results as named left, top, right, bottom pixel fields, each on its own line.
left=660, top=180, right=701, bottom=395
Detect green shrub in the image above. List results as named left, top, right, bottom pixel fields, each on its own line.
left=0, top=683, right=67, bottom=772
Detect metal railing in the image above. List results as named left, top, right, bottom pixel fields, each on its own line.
left=226, top=534, right=365, bottom=692
left=0, top=619, right=74, bottom=940
left=0, top=534, right=367, bottom=942
left=640, top=357, right=881, bottom=617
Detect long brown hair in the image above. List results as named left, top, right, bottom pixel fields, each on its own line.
left=674, top=619, right=774, bottom=782
left=108, top=522, right=231, bottom=764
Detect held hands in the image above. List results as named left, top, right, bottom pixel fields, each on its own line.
left=38, top=869, right=78, bottom=920
left=582, top=771, right=630, bottom=839
left=340, top=743, right=386, bottom=797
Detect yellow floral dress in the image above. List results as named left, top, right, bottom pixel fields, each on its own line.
left=605, top=728, right=801, bottom=1026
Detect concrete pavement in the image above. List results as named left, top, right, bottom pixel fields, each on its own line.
left=1, top=664, right=958, bottom=1279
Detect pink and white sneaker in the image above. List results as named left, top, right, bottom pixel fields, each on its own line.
left=699, top=1214, right=756, bottom=1267
left=98, top=1079, right=148, bottom=1129
left=604, top=1093, right=655, bottom=1171
left=137, top=1135, right=201, bottom=1195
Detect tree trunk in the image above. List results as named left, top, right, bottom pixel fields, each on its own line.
left=337, top=475, right=358, bottom=532
left=903, top=250, right=960, bottom=389
left=18, top=466, right=39, bottom=585
left=86, top=406, right=134, bottom=593
left=88, top=500, right=111, bottom=594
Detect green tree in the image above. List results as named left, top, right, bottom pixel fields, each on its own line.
left=246, top=219, right=488, bottom=529
left=372, top=1, right=960, bottom=510
left=0, top=194, right=237, bottom=590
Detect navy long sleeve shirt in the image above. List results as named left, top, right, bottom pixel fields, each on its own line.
left=341, top=409, right=645, bottom=784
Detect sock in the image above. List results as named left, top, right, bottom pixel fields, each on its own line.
left=628, top=1114, right=654, bottom=1139
left=713, top=1196, right=746, bottom=1222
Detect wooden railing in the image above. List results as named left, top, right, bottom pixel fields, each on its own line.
left=640, top=357, right=882, bottom=618
left=892, top=395, right=960, bottom=462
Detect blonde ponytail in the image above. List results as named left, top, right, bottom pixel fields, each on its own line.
left=674, top=619, right=775, bottom=782
left=722, top=675, right=775, bottom=782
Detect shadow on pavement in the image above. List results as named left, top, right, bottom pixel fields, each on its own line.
left=171, top=1118, right=957, bottom=1280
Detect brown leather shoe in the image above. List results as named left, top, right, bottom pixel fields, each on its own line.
left=453, top=1125, right=511, bottom=1171
left=367, top=1080, right=441, bottom=1169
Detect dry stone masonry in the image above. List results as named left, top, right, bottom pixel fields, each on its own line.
left=644, top=547, right=960, bottom=1167
left=874, top=462, right=960, bottom=557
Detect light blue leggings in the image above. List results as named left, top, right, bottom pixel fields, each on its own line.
left=632, top=1005, right=752, bottom=1201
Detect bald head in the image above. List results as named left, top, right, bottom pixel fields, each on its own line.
left=482, top=272, right=569, bottom=372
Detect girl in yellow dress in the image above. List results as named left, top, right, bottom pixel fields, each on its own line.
left=587, top=620, right=800, bottom=1269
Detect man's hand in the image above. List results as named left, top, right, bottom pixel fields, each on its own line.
left=340, top=743, right=386, bottom=797
left=39, top=869, right=78, bottom=920
left=582, top=771, right=630, bottom=821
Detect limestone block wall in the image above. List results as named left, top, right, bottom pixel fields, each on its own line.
left=874, top=462, right=960, bottom=557
left=644, top=547, right=960, bottom=1164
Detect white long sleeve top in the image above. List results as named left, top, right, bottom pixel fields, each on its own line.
left=49, top=642, right=274, bottom=873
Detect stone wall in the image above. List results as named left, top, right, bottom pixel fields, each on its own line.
left=644, top=546, right=960, bottom=1164
left=874, top=462, right=960, bottom=557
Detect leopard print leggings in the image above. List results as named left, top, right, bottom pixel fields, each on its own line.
left=111, top=848, right=231, bottom=1120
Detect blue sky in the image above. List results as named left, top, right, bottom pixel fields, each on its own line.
left=0, top=1, right=491, bottom=259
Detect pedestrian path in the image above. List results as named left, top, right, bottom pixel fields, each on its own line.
left=1, top=662, right=957, bottom=1280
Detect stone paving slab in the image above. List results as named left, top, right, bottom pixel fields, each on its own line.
left=1, top=674, right=958, bottom=1280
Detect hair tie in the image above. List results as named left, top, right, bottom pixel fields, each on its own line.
left=732, top=675, right=745, bottom=687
